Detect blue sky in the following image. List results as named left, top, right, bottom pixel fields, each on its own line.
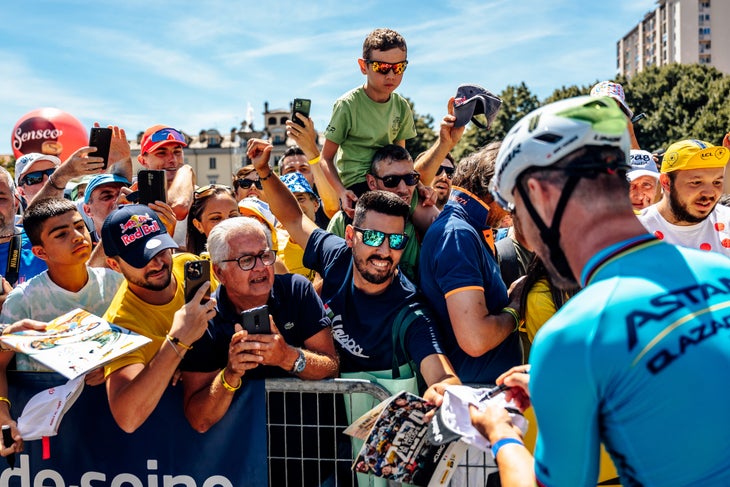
left=1, top=0, right=657, bottom=155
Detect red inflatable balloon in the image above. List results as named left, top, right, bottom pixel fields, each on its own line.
left=11, top=108, right=88, bottom=162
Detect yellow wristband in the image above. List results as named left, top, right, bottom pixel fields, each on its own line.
left=166, top=334, right=193, bottom=350
left=502, top=307, right=521, bottom=333
left=219, top=368, right=242, bottom=392
left=0, top=396, right=10, bottom=410
left=308, top=155, right=321, bottom=165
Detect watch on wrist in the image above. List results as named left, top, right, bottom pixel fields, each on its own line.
left=290, top=348, right=306, bottom=374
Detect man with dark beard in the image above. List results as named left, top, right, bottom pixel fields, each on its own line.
left=246, top=138, right=460, bottom=395
left=638, top=139, right=729, bottom=255
left=101, top=204, right=217, bottom=432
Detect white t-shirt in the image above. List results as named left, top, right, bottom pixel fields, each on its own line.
left=638, top=203, right=730, bottom=256
left=1, top=266, right=124, bottom=371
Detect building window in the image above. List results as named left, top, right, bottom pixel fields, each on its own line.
left=268, top=117, right=276, bottom=125
left=209, top=157, right=217, bottom=170
left=207, top=177, right=218, bottom=184
left=280, top=117, right=288, bottom=125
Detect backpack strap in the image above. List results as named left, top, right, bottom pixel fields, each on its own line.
left=5, top=233, right=22, bottom=287
left=391, top=302, right=427, bottom=392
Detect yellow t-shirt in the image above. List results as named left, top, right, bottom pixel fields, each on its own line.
left=104, top=253, right=217, bottom=377
left=278, top=233, right=316, bottom=283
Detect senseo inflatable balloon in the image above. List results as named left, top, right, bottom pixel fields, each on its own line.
left=11, top=108, right=88, bottom=162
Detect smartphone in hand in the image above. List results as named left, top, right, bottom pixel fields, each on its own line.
left=241, top=305, right=270, bottom=334
left=89, top=127, right=113, bottom=169
left=184, top=260, right=211, bottom=303
left=291, top=99, right=311, bottom=127
left=138, top=169, right=167, bottom=205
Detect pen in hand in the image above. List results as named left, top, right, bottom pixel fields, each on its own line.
left=2, top=424, right=15, bottom=469
left=477, top=383, right=510, bottom=402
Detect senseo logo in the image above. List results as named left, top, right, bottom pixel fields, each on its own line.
left=12, top=116, right=64, bottom=155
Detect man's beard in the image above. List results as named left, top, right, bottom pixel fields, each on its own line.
left=353, top=253, right=394, bottom=285
left=128, top=265, right=172, bottom=291
left=668, top=184, right=717, bottom=224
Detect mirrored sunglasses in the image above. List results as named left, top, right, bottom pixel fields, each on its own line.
left=222, top=249, right=277, bottom=271
left=20, top=168, right=55, bottom=186
left=353, top=227, right=409, bottom=250
left=436, top=165, right=455, bottom=178
left=366, top=60, right=408, bottom=75
left=149, top=128, right=186, bottom=144
left=234, top=178, right=263, bottom=190
left=372, top=172, right=420, bottom=188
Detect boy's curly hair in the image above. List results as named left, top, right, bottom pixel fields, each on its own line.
left=362, top=28, right=407, bottom=60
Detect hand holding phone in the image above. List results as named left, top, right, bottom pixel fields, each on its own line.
left=89, top=127, right=113, bottom=169
left=291, top=98, right=311, bottom=127
left=184, top=260, right=211, bottom=304
left=138, top=169, right=167, bottom=205
left=241, top=305, right=270, bottom=334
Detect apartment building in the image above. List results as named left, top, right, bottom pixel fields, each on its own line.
left=617, top=0, right=730, bottom=77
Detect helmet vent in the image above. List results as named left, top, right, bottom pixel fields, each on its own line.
left=535, top=133, right=563, bottom=144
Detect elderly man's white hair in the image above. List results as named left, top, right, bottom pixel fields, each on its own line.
left=207, top=216, right=274, bottom=266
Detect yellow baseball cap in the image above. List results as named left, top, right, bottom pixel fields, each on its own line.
left=660, top=139, right=729, bottom=173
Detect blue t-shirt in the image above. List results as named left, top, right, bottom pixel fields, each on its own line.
left=181, top=273, right=330, bottom=379
left=419, top=193, right=522, bottom=384
left=303, top=228, right=443, bottom=373
left=0, top=229, right=47, bottom=286
left=530, top=234, right=730, bottom=486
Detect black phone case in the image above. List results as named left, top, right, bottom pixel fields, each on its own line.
left=242, top=305, right=270, bottom=334
left=291, top=99, right=311, bottom=127
left=184, top=260, right=210, bottom=303
left=138, top=169, right=167, bottom=205
left=89, top=127, right=113, bottom=169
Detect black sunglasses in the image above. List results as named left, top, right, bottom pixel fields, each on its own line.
left=436, top=165, right=455, bottom=178
left=234, top=178, right=262, bottom=190
left=20, top=168, right=55, bottom=186
left=371, top=172, right=420, bottom=188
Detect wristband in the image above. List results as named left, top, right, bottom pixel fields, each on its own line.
left=502, top=307, right=521, bottom=332
left=166, top=334, right=192, bottom=350
left=48, top=173, right=65, bottom=191
left=219, top=368, right=242, bottom=392
left=307, top=155, right=321, bottom=165
left=259, top=170, right=274, bottom=182
left=0, top=396, right=10, bottom=410
left=491, top=437, right=524, bottom=459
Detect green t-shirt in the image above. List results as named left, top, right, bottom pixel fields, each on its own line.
left=325, top=86, right=417, bottom=189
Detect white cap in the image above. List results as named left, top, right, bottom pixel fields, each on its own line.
left=628, top=149, right=659, bottom=181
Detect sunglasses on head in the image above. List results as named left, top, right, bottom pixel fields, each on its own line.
left=20, top=168, right=55, bottom=186
left=234, top=178, right=263, bottom=190
left=436, top=165, right=455, bottom=178
left=371, top=172, right=420, bottom=188
left=353, top=227, right=409, bottom=250
left=194, top=184, right=233, bottom=199
left=365, top=60, right=408, bottom=75
left=149, top=128, right=186, bottom=144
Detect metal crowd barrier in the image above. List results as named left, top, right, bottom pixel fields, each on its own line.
left=263, top=378, right=500, bottom=487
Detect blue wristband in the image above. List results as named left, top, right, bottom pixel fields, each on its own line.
left=491, top=437, right=524, bottom=459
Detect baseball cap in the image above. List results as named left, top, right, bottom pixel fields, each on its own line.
left=139, top=125, right=187, bottom=155
left=238, top=197, right=280, bottom=250
left=280, top=172, right=319, bottom=201
left=14, top=153, right=62, bottom=186
left=453, top=84, right=502, bottom=129
left=660, top=139, right=730, bottom=173
left=17, top=375, right=85, bottom=441
left=101, top=204, right=178, bottom=268
left=84, top=174, right=131, bottom=204
left=627, top=150, right=659, bottom=181
left=590, top=81, right=633, bottom=119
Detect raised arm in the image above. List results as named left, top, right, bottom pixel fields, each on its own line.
left=414, top=98, right=465, bottom=185
left=246, top=139, right=319, bottom=248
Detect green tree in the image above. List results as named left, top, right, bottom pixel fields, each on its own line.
left=404, top=97, right=437, bottom=159
left=543, top=83, right=592, bottom=104
left=453, top=82, right=540, bottom=160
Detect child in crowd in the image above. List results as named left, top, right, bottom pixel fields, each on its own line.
left=320, top=28, right=417, bottom=214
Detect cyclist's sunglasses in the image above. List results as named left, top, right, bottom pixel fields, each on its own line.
left=149, top=128, right=186, bottom=144
left=353, top=227, right=409, bottom=250
left=365, top=60, right=408, bottom=75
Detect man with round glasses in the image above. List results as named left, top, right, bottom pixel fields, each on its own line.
left=247, top=138, right=459, bottom=399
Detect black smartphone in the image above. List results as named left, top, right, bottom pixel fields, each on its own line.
left=241, top=305, right=270, bottom=334
left=291, top=98, right=311, bottom=127
left=138, top=169, right=167, bottom=205
left=184, top=260, right=211, bottom=303
left=89, top=127, right=113, bottom=169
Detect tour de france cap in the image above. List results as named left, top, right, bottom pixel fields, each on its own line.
left=627, top=150, right=660, bottom=181
left=660, top=139, right=730, bottom=173
left=102, top=204, right=178, bottom=268
left=139, top=125, right=187, bottom=155
left=453, top=84, right=502, bottom=129
left=590, top=81, right=633, bottom=119
left=84, top=173, right=131, bottom=204
left=14, top=152, right=61, bottom=186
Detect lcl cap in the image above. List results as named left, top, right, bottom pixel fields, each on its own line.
left=660, top=139, right=729, bottom=173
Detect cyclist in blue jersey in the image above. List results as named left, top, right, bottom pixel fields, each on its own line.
left=467, top=96, right=730, bottom=486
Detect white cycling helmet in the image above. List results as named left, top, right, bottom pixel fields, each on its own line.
left=492, top=95, right=630, bottom=208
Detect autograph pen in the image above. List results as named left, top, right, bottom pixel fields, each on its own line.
left=477, top=383, right=510, bottom=402
left=2, top=424, right=15, bottom=469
